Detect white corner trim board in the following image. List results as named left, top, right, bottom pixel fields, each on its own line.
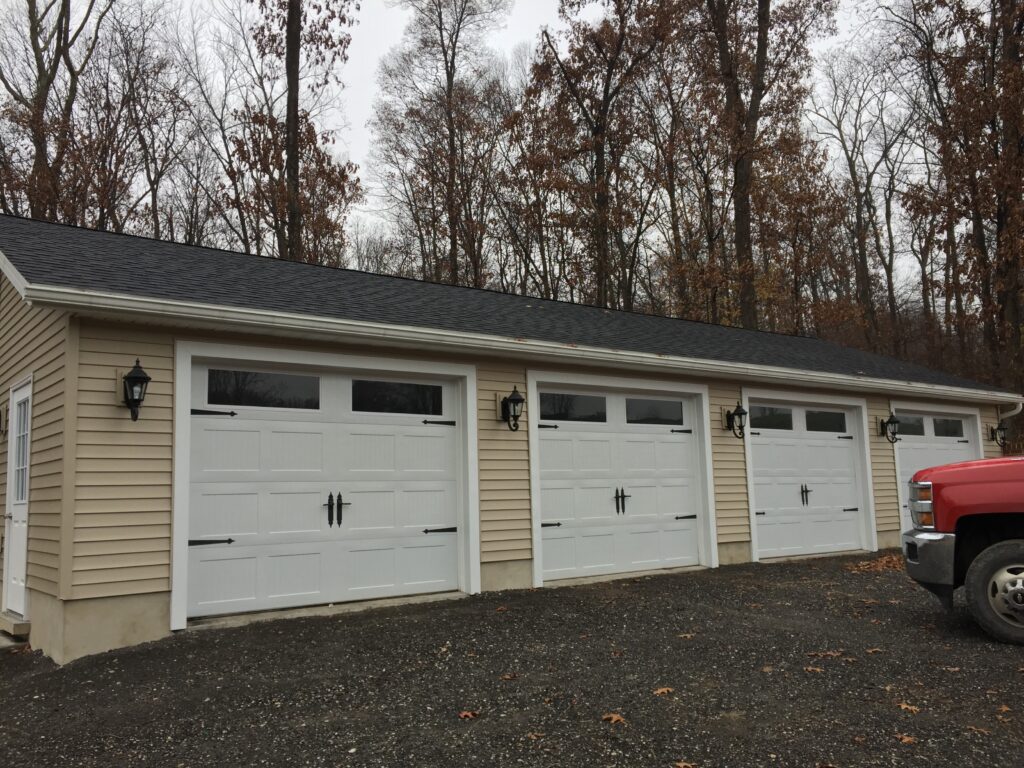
left=170, top=341, right=481, bottom=630
left=0, top=246, right=1014, bottom=408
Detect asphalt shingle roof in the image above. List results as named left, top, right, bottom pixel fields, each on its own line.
left=0, top=215, right=1005, bottom=393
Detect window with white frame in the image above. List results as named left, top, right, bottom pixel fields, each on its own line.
left=13, top=399, right=28, bottom=502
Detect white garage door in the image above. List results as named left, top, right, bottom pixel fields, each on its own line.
left=895, top=410, right=979, bottom=530
left=187, top=363, right=461, bottom=618
left=750, top=402, right=867, bottom=558
left=538, top=390, right=704, bottom=580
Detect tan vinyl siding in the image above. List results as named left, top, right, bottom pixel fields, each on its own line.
left=71, top=323, right=173, bottom=599
left=476, top=366, right=531, bottom=562
left=981, top=404, right=1004, bottom=459
left=868, top=397, right=900, bottom=535
left=0, top=274, right=68, bottom=597
left=709, top=382, right=750, bottom=544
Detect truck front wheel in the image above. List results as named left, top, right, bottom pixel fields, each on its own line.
left=965, top=540, right=1024, bottom=645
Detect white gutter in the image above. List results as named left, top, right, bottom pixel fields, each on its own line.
left=998, top=402, right=1024, bottom=420
left=17, top=281, right=1020, bottom=406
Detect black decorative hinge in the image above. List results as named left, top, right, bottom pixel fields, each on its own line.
left=423, top=526, right=457, bottom=534
left=188, top=538, right=235, bottom=546
left=842, top=507, right=859, bottom=512
left=675, top=514, right=697, bottom=520
left=671, top=428, right=693, bottom=434
left=422, top=420, right=456, bottom=426
left=541, top=522, right=562, bottom=528
left=537, top=424, right=559, bottom=429
left=749, top=431, right=761, bottom=436
left=837, top=435, right=854, bottom=440
left=957, top=439, right=970, bottom=444
left=191, top=408, right=238, bottom=417
left=755, top=511, right=766, bottom=516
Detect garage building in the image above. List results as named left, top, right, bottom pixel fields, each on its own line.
left=0, top=216, right=1017, bottom=662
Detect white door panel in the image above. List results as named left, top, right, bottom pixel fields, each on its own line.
left=2, top=383, right=31, bottom=617
left=539, top=392, right=704, bottom=580
left=751, top=403, right=867, bottom=559
left=187, top=365, right=460, bottom=618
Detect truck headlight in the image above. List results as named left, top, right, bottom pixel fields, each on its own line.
left=909, top=481, right=934, bottom=528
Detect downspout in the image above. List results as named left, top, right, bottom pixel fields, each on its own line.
left=998, top=402, right=1023, bottom=421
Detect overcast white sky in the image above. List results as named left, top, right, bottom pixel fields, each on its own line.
left=340, top=1, right=564, bottom=175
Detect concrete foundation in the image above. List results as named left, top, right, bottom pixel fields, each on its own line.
left=481, top=559, right=533, bottom=591
left=27, top=590, right=170, bottom=665
left=717, top=541, right=752, bottom=565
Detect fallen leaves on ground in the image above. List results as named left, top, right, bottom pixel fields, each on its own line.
left=866, top=648, right=883, bottom=654
left=898, top=702, right=921, bottom=714
left=760, top=665, right=774, bottom=673
left=495, top=606, right=508, bottom=613
left=653, top=687, right=674, bottom=696
left=807, top=649, right=844, bottom=658
left=941, top=667, right=961, bottom=673
left=804, top=666, right=824, bottom=674
left=677, top=633, right=696, bottom=640
left=499, top=672, right=518, bottom=681
left=602, top=713, right=626, bottom=725
left=967, top=725, right=992, bottom=735
left=611, top=649, right=625, bottom=657
left=458, top=710, right=480, bottom=720
left=895, top=733, right=917, bottom=745
left=998, top=704, right=1011, bottom=713
left=847, top=553, right=904, bottom=572
left=526, top=732, right=544, bottom=740
left=674, top=762, right=697, bottom=768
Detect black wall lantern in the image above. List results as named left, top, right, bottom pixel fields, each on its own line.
left=122, top=359, right=151, bottom=422
left=880, top=412, right=900, bottom=444
left=991, top=421, right=1008, bottom=449
left=501, top=386, right=525, bottom=431
left=725, top=402, right=747, bottom=439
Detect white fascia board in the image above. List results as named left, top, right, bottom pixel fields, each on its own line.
left=22, top=282, right=1024, bottom=406
left=0, top=247, right=30, bottom=297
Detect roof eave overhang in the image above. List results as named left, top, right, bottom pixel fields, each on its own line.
left=17, top=281, right=1021, bottom=407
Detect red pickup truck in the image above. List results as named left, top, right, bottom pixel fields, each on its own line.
left=903, top=456, right=1024, bottom=643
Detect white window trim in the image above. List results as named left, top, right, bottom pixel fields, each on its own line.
left=742, top=387, right=878, bottom=562
left=889, top=400, right=983, bottom=531
left=526, top=369, right=719, bottom=588
left=171, top=341, right=480, bottom=630
left=3, top=376, right=32, bottom=617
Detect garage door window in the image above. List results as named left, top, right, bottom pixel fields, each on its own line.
left=208, top=369, right=320, bottom=409
left=539, top=393, right=606, bottom=422
left=806, top=410, right=846, bottom=433
left=750, top=405, right=792, bottom=430
left=626, top=398, right=683, bottom=425
left=352, top=380, right=443, bottom=415
left=934, top=418, right=964, bottom=438
left=899, top=415, right=925, bottom=436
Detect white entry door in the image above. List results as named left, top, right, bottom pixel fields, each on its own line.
left=3, top=382, right=31, bottom=617
left=750, top=402, right=867, bottom=558
left=538, top=390, right=704, bottom=580
left=187, top=364, right=461, bottom=618
left=895, top=411, right=979, bottom=530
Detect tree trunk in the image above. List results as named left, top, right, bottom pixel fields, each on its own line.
left=284, top=0, right=302, bottom=261
left=733, top=155, right=758, bottom=329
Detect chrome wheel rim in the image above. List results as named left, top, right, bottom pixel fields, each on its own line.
left=987, top=565, right=1024, bottom=627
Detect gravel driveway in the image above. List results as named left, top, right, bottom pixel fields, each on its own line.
left=2, top=552, right=1023, bottom=767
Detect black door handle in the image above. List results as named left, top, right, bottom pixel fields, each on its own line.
left=621, top=489, right=631, bottom=514
left=337, top=492, right=351, bottom=524
left=323, top=492, right=334, bottom=527
left=614, top=488, right=621, bottom=514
